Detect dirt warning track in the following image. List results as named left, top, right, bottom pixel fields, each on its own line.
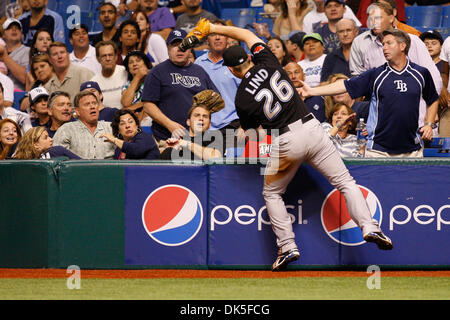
left=1, top=269, right=449, bottom=279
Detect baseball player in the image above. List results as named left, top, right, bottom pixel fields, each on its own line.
left=181, top=19, right=393, bottom=271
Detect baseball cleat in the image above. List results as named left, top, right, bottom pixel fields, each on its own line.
left=363, top=232, right=393, bottom=250
left=272, top=248, right=300, bottom=271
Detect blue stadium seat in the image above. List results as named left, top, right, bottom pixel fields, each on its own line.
left=202, top=0, right=222, bottom=18
left=409, top=5, right=443, bottom=28
left=221, top=8, right=256, bottom=28
left=442, top=5, right=450, bottom=28
left=216, top=0, right=250, bottom=9
left=91, top=0, right=105, bottom=11
left=13, top=91, right=27, bottom=111
left=47, top=0, right=60, bottom=11
left=404, top=6, right=417, bottom=25
left=63, top=0, right=91, bottom=11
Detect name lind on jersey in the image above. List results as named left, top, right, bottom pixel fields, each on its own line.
left=245, top=69, right=269, bottom=95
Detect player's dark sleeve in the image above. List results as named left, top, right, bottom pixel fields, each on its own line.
left=343, top=68, right=374, bottom=100
left=422, top=69, right=439, bottom=106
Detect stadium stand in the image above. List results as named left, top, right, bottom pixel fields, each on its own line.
left=405, top=5, right=443, bottom=28
left=442, top=5, right=450, bottom=28
left=216, top=0, right=251, bottom=8
left=221, top=8, right=256, bottom=28
left=47, top=0, right=60, bottom=11
left=0, top=0, right=449, bottom=159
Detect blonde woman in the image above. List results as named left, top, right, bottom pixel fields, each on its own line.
left=272, top=0, right=312, bottom=37
left=14, top=126, right=80, bottom=160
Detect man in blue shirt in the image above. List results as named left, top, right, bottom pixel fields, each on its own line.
left=194, top=19, right=241, bottom=134
left=300, top=29, right=439, bottom=157
left=142, top=29, right=218, bottom=143
left=19, top=0, right=65, bottom=46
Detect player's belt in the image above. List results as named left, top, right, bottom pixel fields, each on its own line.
left=279, top=113, right=314, bottom=135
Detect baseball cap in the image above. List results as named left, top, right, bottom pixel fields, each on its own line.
left=289, top=31, right=307, bottom=50
left=166, top=29, right=188, bottom=45
left=29, top=87, right=49, bottom=105
left=69, top=23, right=89, bottom=38
left=80, top=81, right=102, bottom=94
left=325, top=0, right=345, bottom=5
left=223, top=45, right=248, bottom=67
left=419, top=29, right=444, bottom=45
left=302, top=33, right=324, bottom=45
left=2, top=18, right=22, bottom=31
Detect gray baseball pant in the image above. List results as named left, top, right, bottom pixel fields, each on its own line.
left=262, top=117, right=381, bottom=253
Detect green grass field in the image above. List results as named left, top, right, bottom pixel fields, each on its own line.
left=1, top=277, right=449, bottom=300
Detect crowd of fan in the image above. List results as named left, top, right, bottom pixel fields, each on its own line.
left=0, top=0, right=449, bottom=161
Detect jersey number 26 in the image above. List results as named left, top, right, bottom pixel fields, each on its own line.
left=255, top=71, right=294, bottom=121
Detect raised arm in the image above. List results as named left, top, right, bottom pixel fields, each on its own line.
left=183, top=18, right=263, bottom=52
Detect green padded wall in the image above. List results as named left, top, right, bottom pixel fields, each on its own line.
left=0, top=160, right=60, bottom=267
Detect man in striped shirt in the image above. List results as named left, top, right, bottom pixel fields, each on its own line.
left=53, top=91, right=115, bottom=159
left=300, top=29, right=439, bottom=157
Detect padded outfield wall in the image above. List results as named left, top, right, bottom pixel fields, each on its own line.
left=0, top=159, right=449, bottom=269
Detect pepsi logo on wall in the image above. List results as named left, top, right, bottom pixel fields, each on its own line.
left=141, top=185, right=203, bottom=247
left=321, top=185, right=382, bottom=246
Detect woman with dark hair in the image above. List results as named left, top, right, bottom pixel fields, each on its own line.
left=117, top=20, right=141, bottom=65
left=100, top=109, right=160, bottom=160
left=130, top=9, right=168, bottom=66
left=0, top=119, right=22, bottom=159
left=26, top=29, right=54, bottom=91
left=13, top=126, right=80, bottom=159
left=267, top=36, right=290, bottom=66
left=121, top=50, right=152, bottom=122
